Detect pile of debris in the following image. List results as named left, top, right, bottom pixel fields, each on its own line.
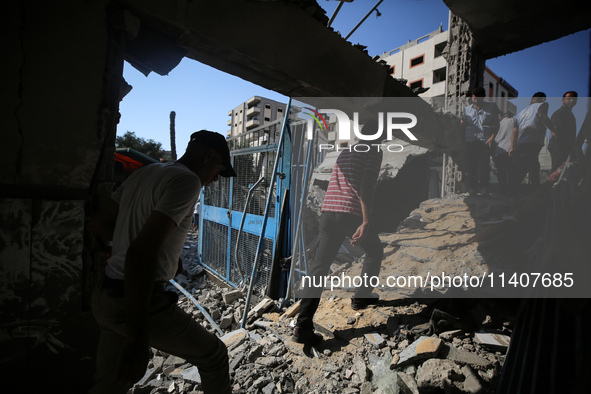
left=130, top=278, right=514, bottom=393
left=129, top=193, right=522, bottom=393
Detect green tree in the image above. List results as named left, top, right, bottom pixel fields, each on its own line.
left=115, top=131, right=167, bottom=160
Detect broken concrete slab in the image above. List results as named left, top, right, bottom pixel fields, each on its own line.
left=280, top=300, right=301, bottom=320
left=461, top=365, right=484, bottom=394
left=255, top=356, right=283, bottom=368
left=439, top=329, right=463, bottom=341
left=179, top=366, right=202, bottom=384
left=416, top=337, right=442, bottom=355
left=391, top=336, right=443, bottom=369
left=397, top=371, right=420, bottom=394
left=246, top=297, right=276, bottom=324
left=137, top=367, right=157, bottom=386
left=229, top=352, right=244, bottom=374
left=221, top=328, right=248, bottom=350
left=163, top=355, right=186, bottom=368
left=473, top=331, right=511, bottom=351
left=439, top=343, right=493, bottom=370
left=365, top=332, right=386, bottom=348
left=415, top=358, right=463, bottom=392
left=351, top=356, right=369, bottom=383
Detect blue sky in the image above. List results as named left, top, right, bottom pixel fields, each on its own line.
left=117, top=0, right=590, bottom=150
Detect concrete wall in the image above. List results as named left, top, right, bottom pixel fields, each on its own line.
left=0, top=1, right=120, bottom=391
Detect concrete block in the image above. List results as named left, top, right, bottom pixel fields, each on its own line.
left=365, top=332, right=386, bottom=348
left=223, top=289, right=243, bottom=304
left=219, top=314, right=233, bottom=329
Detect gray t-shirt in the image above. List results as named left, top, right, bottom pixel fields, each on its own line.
left=106, top=162, right=201, bottom=281
left=495, top=117, right=518, bottom=155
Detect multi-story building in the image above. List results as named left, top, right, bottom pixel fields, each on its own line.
left=227, top=96, right=295, bottom=138
left=378, top=25, right=518, bottom=115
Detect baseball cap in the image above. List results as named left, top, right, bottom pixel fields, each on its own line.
left=189, top=130, right=237, bottom=177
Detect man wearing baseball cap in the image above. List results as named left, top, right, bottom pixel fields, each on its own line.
left=87, top=130, right=235, bottom=394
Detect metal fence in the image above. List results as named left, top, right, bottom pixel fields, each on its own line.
left=199, top=119, right=287, bottom=294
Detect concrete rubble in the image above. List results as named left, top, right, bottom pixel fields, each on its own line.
left=127, top=192, right=527, bottom=393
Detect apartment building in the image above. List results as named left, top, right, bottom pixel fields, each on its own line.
left=379, top=25, right=518, bottom=114
left=227, top=96, right=294, bottom=138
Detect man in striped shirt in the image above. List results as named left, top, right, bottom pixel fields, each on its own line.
left=293, top=139, right=384, bottom=345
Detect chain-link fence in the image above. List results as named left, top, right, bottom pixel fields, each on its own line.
left=199, top=119, right=285, bottom=293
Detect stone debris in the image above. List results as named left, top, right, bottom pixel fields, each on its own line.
left=473, top=331, right=511, bottom=351
left=391, top=336, right=444, bottom=368
left=128, top=198, right=517, bottom=393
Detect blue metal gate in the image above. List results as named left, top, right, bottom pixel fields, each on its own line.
left=199, top=118, right=290, bottom=294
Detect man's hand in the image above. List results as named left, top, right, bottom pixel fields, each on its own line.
left=116, top=337, right=150, bottom=385
left=485, top=136, right=495, bottom=148
left=351, top=222, right=369, bottom=247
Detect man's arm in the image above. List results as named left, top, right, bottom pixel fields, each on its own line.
left=116, top=210, right=177, bottom=384
left=351, top=164, right=379, bottom=247
left=538, top=103, right=558, bottom=138
left=509, top=124, right=519, bottom=156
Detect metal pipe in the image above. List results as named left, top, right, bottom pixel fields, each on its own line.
left=169, top=279, right=223, bottom=336
left=279, top=120, right=315, bottom=310
left=344, top=0, right=384, bottom=41
left=241, top=98, right=292, bottom=328
left=234, top=176, right=265, bottom=285
left=327, top=0, right=345, bottom=28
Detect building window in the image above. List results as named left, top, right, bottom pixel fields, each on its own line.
left=409, top=79, right=423, bottom=90
left=264, top=117, right=270, bottom=122
left=434, top=42, right=447, bottom=58
left=389, top=65, right=395, bottom=75
left=410, top=55, right=424, bottom=68
left=265, top=104, right=271, bottom=109
left=433, top=67, right=446, bottom=83
left=339, top=142, right=349, bottom=148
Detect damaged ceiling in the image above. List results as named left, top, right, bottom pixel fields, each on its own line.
left=120, top=0, right=591, bottom=91
left=443, top=0, right=591, bottom=59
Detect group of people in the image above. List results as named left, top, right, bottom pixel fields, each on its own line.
left=463, top=87, right=579, bottom=196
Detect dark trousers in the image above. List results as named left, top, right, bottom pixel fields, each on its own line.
left=296, top=212, right=384, bottom=330
left=493, top=153, right=517, bottom=195
left=549, top=144, right=571, bottom=173
left=466, top=140, right=491, bottom=191
left=516, top=143, right=543, bottom=186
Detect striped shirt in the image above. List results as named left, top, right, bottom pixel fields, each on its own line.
left=321, top=146, right=382, bottom=216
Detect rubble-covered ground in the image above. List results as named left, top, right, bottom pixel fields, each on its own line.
left=129, top=192, right=526, bottom=394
